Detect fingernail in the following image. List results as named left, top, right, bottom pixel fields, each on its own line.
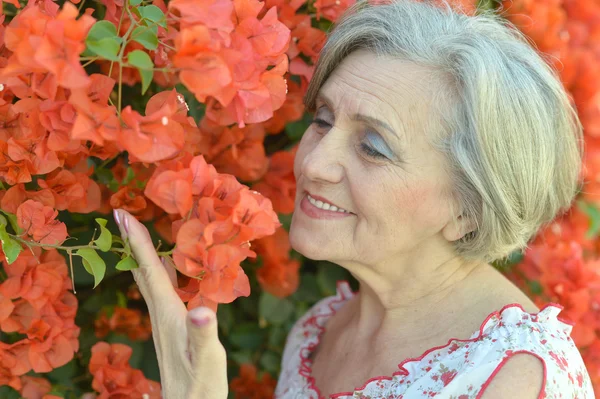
left=191, top=316, right=211, bottom=327
left=160, top=257, right=166, bottom=266
left=123, top=214, right=129, bottom=233
left=113, top=209, right=121, bottom=226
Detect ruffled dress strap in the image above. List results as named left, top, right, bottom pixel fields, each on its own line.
left=394, top=303, right=594, bottom=399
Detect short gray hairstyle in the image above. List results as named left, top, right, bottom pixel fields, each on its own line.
left=304, top=0, right=584, bottom=264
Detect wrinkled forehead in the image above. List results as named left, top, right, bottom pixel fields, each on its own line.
left=318, top=51, right=450, bottom=140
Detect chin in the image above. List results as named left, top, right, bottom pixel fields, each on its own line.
left=289, top=225, right=329, bottom=261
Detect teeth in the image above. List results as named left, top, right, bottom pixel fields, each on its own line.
left=307, top=194, right=350, bottom=213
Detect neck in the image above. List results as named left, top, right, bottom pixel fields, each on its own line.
left=337, top=256, right=487, bottom=346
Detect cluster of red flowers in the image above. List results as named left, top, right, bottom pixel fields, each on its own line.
left=144, top=152, right=280, bottom=310
left=229, top=363, right=278, bottom=399
left=94, top=306, right=152, bottom=341
left=501, top=0, right=600, bottom=394
left=0, top=248, right=79, bottom=396
left=89, top=342, right=161, bottom=399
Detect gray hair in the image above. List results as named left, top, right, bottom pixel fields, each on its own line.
left=304, top=0, right=584, bottom=264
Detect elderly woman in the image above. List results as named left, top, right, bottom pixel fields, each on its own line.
left=112, top=0, right=594, bottom=398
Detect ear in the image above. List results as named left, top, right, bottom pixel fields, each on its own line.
left=442, top=213, right=477, bottom=242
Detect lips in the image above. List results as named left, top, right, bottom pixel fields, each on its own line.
left=305, top=191, right=353, bottom=214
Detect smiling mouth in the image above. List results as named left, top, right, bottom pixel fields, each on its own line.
left=306, top=193, right=352, bottom=214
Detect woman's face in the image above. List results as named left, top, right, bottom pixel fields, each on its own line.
left=289, top=49, right=465, bottom=268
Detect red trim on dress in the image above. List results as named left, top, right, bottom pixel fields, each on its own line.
left=475, top=350, right=548, bottom=399
left=297, top=280, right=570, bottom=399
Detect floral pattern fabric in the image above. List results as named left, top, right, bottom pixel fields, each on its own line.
left=274, top=280, right=594, bottom=399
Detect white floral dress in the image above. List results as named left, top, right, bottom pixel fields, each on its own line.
left=274, top=280, right=594, bottom=399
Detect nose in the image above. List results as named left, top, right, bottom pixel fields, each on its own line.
left=301, top=131, right=345, bottom=185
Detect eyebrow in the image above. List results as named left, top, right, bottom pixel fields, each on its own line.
left=316, top=93, right=401, bottom=141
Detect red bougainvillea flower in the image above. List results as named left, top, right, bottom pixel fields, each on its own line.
left=252, top=147, right=297, bottom=214
left=144, top=153, right=218, bottom=217
left=171, top=0, right=291, bottom=127
left=89, top=342, right=161, bottom=399
left=68, top=74, right=120, bottom=145
left=196, top=118, right=269, bottom=181
left=110, top=187, right=148, bottom=215
left=33, top=2, right=95, bottom=89
left=229, top=363, right=277, bottom=399
left=119, top=92, right=188, bottom=163
left=1, top=2, right=94, bottom=90
left=0, top=249, right=80, bottom=376
left=1, top=183, right=55, bottom=214
left=263, top=77, right=304, bottom=134
left=19, top=375, right=54, bottom=399
left=145, top=153, right=279, bottom=308
left=16, top=200, right=68, bottom=247
left=252, top=226, right=300, bottom=297
left=314, top=0, right=356, bottom=22
left=94, top=307, right=152, bottom=341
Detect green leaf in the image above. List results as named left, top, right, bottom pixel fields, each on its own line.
left=285, top=113, right=312, bottom=141
left=229, top=350, right=253, bottom=365
left=76, top=248, right=106, bottom=288
left=129, top=0, right=143, bottom=5
left=116, top=290, right=128, bottom=308
left=0, top=224, right=22, bottom=264
left=316, top=263, right=350, bottom=296
left=139, top=5, right=167, bottom=28
left=259, top=351, right=280, bottom=374
left=0, top=214, right=7, bottom=227
left=94, top=218, right=112, bottom=252
left=132, top=26, right=159, bottom=50
left=258, top=292, right=294, bottom=325
left=87, top=20, right=119, bottom=42
left=229, top=323, right=265, bottom=350
left=0, top=385, right=21, bottom=399
left=116, top=255, right=139, bottom=271
left=122, top=166, right=136, bottom=185
left=86, top=37, right=121, bottom=61
left=578, top=200, right=600, bottom=240
left=0, top=210, right=21, bottom=235
left=127, top=50, right=154, bottom=95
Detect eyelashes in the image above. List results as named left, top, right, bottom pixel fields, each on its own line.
left=310, top=118, right=387, bottom=159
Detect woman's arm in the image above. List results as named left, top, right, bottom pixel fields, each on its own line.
left=479, top=353, right=545, bottom=399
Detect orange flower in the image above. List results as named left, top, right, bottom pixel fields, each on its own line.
left=94, top=307, right=152, bottom=341
left=68, top=74, right=119, bottom=146
left=229, top=363, right=277, bottom=399
left=252, top=148, right=296, bottom=214
left=89, top=342, right=161, bottom=399
left=1, top=2, right=94, bottom=90
left=119, top=97, right=186, bottom=163
left=263, top=77, right=304, bottom=134
left=197, top=120, right=269, bottom=181
left=33, top=2, right=95, bottom=89
left=0, top=183, right=55, bottom=214
left=20, top=375, right=52, bottom=399
left=110, top=187, right=148, bottom=215
left=16, top=200, right=68, bottom=247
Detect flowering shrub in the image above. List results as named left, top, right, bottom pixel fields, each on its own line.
left=1, top=0, right=600, bottom=397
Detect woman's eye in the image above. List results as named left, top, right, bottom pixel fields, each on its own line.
left=311, top=118, right=331, bottom=129
left=359, top=142, right=387, bottom=159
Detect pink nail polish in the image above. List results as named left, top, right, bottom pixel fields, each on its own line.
left=123, top=215, right=129, bottom=233
left=113, top=209, right=121, bottom=226
left=191, top=316, right=211, bottom=327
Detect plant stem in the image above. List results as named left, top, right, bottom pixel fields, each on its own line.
left=10, top=235, right=127, bottom=253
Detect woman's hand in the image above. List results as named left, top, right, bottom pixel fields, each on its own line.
left=113, top=209, right=228, bottom=399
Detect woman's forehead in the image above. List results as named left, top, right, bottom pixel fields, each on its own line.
left=319, top=52, right=441, bottom=114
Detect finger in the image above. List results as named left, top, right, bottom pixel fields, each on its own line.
left=113, top=209, right=184, bottom=308
left=185, top=307, right=228, bottom=399
left=160, top=256, right=179, bottom=288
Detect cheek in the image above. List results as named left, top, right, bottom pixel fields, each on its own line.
left=293, top=131, right=315, bottom=180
